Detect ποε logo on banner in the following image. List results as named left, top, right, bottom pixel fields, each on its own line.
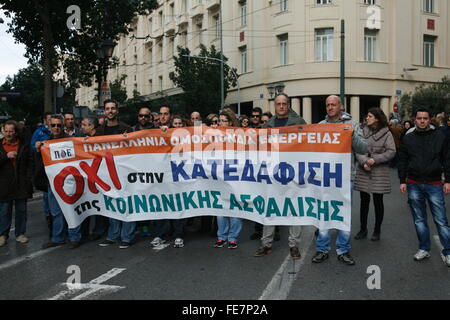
left=50, top=141, right=76, bottom=161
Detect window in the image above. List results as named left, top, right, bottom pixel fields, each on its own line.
left=280, top=0, right=288, bottom=11
left=364, top=0, right=376, bottom=5
left=149, top=79, right=153, bottom=93
left=364, top=29, right=377, bottom=62
left=278, top=34, right=288, bottom=65
left=213, top=15, right=220, bottom=39
left=424, top=0, right=434, bottom=13
left=240, top=46, right=248, bottom=73
left=181, top=0, right=187, bottom=12
left=159, top=76, right=163, bottom=91
left=168, top=37, right=175, bottom=58
left=169, top=3, right=175, bottom=21
left=316, top=0, right=332, bottom=4
left=315, top=28, right=334, bottom=61
left=159, top=11, right=163, bottom=28
left=423, top=35, right=435, bottom=67
left=196, top=22, right=203, bottom=46
left=158, top=40, right=163, bottom=62
left=240, top=2, right=247, bottom=26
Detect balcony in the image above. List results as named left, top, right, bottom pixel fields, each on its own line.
left=165, top=20, right=176, bottom=34
left=152, top=26, right=164, bottom=38
left=206, top=0, right=220, bottom=10
left=176, top=13, right=189, bottom=26
left=190, top=4, right=205, bottom=19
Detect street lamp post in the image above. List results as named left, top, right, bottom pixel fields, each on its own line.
left=181, top=54, right=241, bottom=115
left=96, top=39, right=116, bottom=108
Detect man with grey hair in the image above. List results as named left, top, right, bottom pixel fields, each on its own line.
left=254, top=93, right=307, bottom=260
left=311, top=95, right=367, bottom=266
left=81, top=116, right=99, bottom=137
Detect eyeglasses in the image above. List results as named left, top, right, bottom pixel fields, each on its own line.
left=212, top=120, right=218, bottom=124
left=139, top=114, right=151, bottom=118
left=51, top=124, right=63, bottom=128
left=251, top=115, right=260, bottom=118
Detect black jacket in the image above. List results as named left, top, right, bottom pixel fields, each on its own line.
left=398, top=128, right=450, bottom=184
left=0, top=138, right=33, bottom=201
left=96, top=121, right=133, bottom=136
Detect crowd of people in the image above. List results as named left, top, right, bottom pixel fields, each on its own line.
left=0, top=95, right=449, bottom=267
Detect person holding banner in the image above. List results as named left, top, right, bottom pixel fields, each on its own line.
left=96, top=99, right=135, bottom=249
left=133, top=107, right=155, bottom=132
left=132, top=107, right=155, bottom=238
left=39, top=115, right=83, bottom=249
left=312, top=95, right=367, bottom=266
left=398, top=108, right=450, bottom=266
left=354, top=108, right=396, bottom=241
left=254, top=93, right=307, bottom=259
left=214, top=110, right=245, bottom=249
left=0, top=121, right=33, bottom=247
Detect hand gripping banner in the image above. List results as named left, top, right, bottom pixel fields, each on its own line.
left=41, top=124, right=353, bottom=231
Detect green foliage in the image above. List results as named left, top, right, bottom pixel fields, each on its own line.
left=170, top=44, right=238, bottom=117
left=400, top=76, right=450, bottom=118
left=0, top=63, right=44, bottom=125
left=1, top=0, right=159, bottom=110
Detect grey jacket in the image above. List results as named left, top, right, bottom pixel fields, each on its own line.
left=319, top=112, right=368, bottom=180
left=354, top=126, right=396, bottom=194
left=262, top=109, right=307, bottom=128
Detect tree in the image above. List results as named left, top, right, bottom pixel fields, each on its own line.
left=170, top=45, right=238, bottom=116
left=1, top=0, right=158, bottom=112
left=400, top=76, right=450, bottom=118
left=0, top=63, right=44, bottom=125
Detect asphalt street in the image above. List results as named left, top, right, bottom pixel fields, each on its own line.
left=0, top=169, right=449, bottom=301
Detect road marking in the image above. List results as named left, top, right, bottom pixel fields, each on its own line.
left=48, top=268, right=126, bottom=300
left=259, top=227, right=315, bottom=300
left=0, top=246, right=61, bottom=272
left=152, top=243, right=170, bottom=251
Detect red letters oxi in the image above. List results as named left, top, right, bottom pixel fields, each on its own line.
left=53, top=152, right=122, bottom=204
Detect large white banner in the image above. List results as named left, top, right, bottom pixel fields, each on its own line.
left=42, top=124, right=353, bottom=231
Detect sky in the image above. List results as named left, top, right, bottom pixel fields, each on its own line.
left=0, top=10, right=29, bottom=86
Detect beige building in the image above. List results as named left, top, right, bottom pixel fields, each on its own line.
left=76, top=0, right=450, bottom=123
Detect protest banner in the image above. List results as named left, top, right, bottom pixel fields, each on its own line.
left=41, top=124, right=353, bottom=231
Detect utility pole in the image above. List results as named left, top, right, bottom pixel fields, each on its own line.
left=219, top=0, right=225, bottom=111
left=340, top=19, right=346, bottom=110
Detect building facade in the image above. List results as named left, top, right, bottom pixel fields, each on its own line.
left=76, top=0, right=450, bottom=123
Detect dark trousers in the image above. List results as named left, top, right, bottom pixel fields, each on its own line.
left=359, top=192, right=384, bottom=232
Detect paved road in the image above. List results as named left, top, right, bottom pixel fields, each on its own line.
left=0, top=169, right=449, bottom=301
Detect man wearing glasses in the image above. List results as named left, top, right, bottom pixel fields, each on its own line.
left=133, top=107, right=155, bottom=131
left=249, top=107, right=263, bottom=129
left=38, top=115, right=82, bottom=249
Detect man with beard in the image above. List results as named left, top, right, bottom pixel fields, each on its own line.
left=97, top=100, right=135, bottom=249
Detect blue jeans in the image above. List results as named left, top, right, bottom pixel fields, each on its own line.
left=315, top=182, right=353, bottom=255
left=217, top=216, right=242, bottom=242
left=316, top=229, right=351, bottom=255
left=0, top=199, right=27, bottom=237
left=407, top=184, right=450, bottom=255
left=48, top=187, right=81, bottom=243
left=43, top=191, right=50, bottom=217
left=107, top=218, right=136, bottom=243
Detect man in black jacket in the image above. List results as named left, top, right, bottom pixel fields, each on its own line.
left=398, top=108, right=450, bottom=267
left=96, top=99, right=135, bottom=249
left=0, top=121, right=33, bottom=247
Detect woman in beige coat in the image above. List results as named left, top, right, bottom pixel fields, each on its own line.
left=354, top=108, right=396, bottom=241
